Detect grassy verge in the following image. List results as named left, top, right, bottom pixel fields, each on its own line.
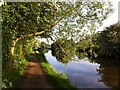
left=36, top=53, right=77, bottom=89
left=2, top=58, right=28, bottom=88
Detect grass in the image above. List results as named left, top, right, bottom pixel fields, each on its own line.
left=2, top=58, right=28, bottom=88
left=36, top=52, right=77, bottom=89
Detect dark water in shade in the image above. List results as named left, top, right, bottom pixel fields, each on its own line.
left=44, top=50, right=120, bottom=88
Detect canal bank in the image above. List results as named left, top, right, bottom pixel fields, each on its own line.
left=44, top=50, right=119, bottom=89
left=36, top=52, right=77, bottom=89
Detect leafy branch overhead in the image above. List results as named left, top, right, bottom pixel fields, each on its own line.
left=2, top=2, right=113, bottom=41
left=2, top=1, right=113, bottom=67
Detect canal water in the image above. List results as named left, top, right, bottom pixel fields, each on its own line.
left=44, top=50, right=119, bottom=88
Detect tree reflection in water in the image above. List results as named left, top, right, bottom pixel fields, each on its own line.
left=95, top=58, right=120, bottom=89
left=51, top=40, right=120, bottom=89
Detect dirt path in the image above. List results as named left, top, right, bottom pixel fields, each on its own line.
left=16, top=53, right=54, bottom=88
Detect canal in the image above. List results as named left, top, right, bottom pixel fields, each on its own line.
left=44, top=50, right=119, bottom=89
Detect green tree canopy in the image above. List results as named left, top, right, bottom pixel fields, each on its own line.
left=51, top=38, right=77, bottom=63
left=2, top=1, right=113, bottom=67
left=97, top=23, right=120, bottom=58
left=2, top=2, right=113, bottom=42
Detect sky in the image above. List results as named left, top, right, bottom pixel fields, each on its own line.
left=97, top=0, right=119, bottom=31
left=39, top=0, right=120, bottom=44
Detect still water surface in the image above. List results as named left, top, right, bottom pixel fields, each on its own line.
left=44, top=50, right=119, bottom=88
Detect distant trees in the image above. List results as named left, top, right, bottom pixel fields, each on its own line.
left=52, top=23, right=120, bottom=63
left=76, top=35, right=99, bottom=59
left=96, top=23, right=120, bottom=58
left=76, top=23, right=120, bottom=59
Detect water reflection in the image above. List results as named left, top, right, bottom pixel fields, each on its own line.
left=95, top=58, right=120, bottom=89
left=45, top=50, right=115, bottom=88
left=97, top=66, right=119, bottom=88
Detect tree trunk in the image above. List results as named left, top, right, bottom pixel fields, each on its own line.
left=5, top=39, right=18, bottom=74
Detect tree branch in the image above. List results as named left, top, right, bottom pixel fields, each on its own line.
left=16, top=30, right=46, bottom=42
left=72, top=5, right=95, bottom=20
left=14, top=3, right=81, bottom=42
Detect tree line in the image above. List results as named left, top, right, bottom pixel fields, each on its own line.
left=51, top=23, right=120, bottom=63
